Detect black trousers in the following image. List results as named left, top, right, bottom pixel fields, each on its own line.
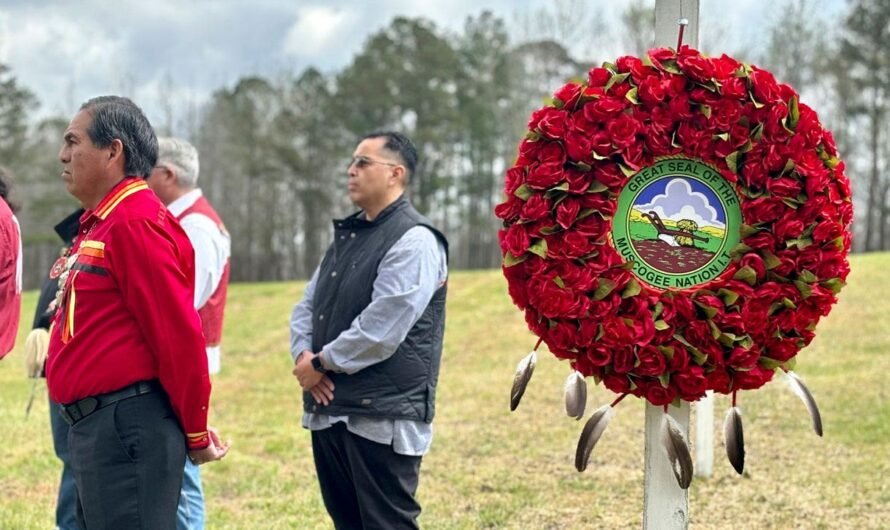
left=311, top=422, right=423, bottom=530
left=67, top=389, right=185, bottom=530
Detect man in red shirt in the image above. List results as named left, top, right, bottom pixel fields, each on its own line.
left=46, top=95, right=229, bottom=530
left=0, top=168, right=22, bottom=358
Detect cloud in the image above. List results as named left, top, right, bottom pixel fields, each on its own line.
left=634, top=178, right=724, bottom=229
left=283, top=6, right=356, bottom=58
left=0, top=10, right=128, bottom=115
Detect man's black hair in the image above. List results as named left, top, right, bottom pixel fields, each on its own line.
left=80, top=96, right=158, bottom=178
left=362, top=131, right=417, bottom=181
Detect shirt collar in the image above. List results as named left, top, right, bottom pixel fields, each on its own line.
left=80, top=177, right=149, bottom=226
left=166, top=188, right=203, bottom=217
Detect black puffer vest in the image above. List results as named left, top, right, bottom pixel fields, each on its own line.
left=304, top=196, right=448, bottom=423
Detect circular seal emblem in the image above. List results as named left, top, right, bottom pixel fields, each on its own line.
left=612, top=157, right=741, bottom=290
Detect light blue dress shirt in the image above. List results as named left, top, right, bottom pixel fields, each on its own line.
left=290, top=225, right=448, bottom=456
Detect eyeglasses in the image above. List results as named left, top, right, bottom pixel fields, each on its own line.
left=347, top=155, right=400, bottom=171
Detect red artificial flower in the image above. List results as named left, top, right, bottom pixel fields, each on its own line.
left=501, top=224, right=530, bottom=258
left=564, top=130, right=593, bottom=164
left=707, top=367, right=732, bottom=394
left=553, top=82, right=582, bottom=108
left=612, top=346, right=636, bottom=374
left=638, top=75, right=668, bottom=105
left=674, top=366, right=708, bottom=400
left=635, top=346, right=667, bottom=376
left=536, top=108, right=570, bottom=139
left=526, top=162, right=563, bottom=190
left=520, top=194, right=551, bottom=222
left=734, top=365, right=775, bottom=390
left=750, top=67, right=782, bottom=103
left=556, top=197, right=582, bottom=229
left=678, top=46, right=716, bottom=82
left=666, top=344, right=690, bottom=372
left=564, top=168, right=590, bottom=194
left=711, top=54, right=741, bottom=80
left=584, top=96, right=628, bottom=122
left=603, top=372, right=631, bottom=394
left=641, top=380, right=677, bottom=406
left=587, top=67, right=611, bottom=88
left=728, top=346, right=760, bottom=370
left=608, top=114, right=642, bottom=149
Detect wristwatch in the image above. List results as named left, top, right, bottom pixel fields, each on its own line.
left=311, top=354, right=326, bottom=373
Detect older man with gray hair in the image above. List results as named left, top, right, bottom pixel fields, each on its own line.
left=148, top=137, right=231, bottom=530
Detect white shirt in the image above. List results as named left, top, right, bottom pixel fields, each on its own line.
left=168, top=188, right=231, bottom=373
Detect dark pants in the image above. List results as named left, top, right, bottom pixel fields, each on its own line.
left=67, top=389, right=185, bottom=530
left=49, top=397, right=78, bottom=530
left=311, top=422, right=422, bottom=530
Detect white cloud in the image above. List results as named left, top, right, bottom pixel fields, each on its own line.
left=2, top=12, right=127, bottom=115
left=283, top=6, right=356, bottom=58
left=634, top=178, right=724, bottom=229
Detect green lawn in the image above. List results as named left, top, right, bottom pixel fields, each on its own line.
left=1, top=255, right=888, bottom=529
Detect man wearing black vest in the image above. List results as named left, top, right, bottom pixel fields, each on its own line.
left=290, top=131, right=448, bottom=529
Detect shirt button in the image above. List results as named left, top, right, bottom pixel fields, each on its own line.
left=201, top=406, right=207, bottom=411
left=340, top=235, right=345, bottom=240
left=331, top=271, right=337, bottom=277
left=350, top=232, right=356, bottom=238
left=319, top=314, right=324, bottom=320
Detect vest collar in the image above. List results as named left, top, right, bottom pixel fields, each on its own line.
left=335, top=195, right=408, bottom=230
left=54, top=208, right=86, bottom=245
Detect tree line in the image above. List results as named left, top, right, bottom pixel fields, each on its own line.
left=2, top=1, right=886, bottom=289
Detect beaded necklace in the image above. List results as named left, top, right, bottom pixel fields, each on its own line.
left=48, top=219, right=96, bottom=316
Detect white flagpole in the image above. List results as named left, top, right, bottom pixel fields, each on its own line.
left=644, top=2, right=701, bottom=529
left=696, top=390, right=714, bottom=477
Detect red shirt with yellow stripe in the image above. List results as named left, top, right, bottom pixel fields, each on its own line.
left=46, top=177, right=212, bottom=449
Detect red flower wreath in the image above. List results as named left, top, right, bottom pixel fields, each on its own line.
left=496, top=46, right=852, bottom=406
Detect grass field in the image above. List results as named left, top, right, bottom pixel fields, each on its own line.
left=1, top=254, right=888, bottom=529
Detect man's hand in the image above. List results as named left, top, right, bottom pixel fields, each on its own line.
left=188, top=426, right=230, bottom=465
left=293, top=350, right=324, bottom=390
left=308, top=375, right=335, bottom=405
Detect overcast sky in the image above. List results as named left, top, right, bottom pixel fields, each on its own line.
left=0, top=0, right=845, bottom=127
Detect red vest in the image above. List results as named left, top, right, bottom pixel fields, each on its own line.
left=177, top=196, right=230, bottom=347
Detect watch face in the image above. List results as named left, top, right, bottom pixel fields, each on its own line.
left=311, top=355, right=325, bottom=373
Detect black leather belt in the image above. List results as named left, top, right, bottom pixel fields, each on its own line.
left=59, top=380, right=160, bottom=426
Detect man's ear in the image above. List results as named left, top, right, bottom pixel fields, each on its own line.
left=391, top=165, right=407, bottom=188
left=107, top=138, right=125, bottom=169
left=156, top=165, right=176, bottom=186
